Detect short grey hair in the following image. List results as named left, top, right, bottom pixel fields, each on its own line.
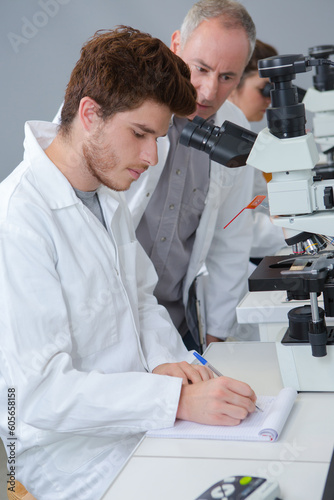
left=180, top=0, right=256, bottom=63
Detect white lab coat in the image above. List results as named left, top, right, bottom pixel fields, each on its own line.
left=125, top=101, right=255, bottom=338
left=0, top=121, right=190, bottom=500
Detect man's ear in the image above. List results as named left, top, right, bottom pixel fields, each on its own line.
left=78, top=96, right=100, bottom=132
left=170, top=30, right=181, bottom=55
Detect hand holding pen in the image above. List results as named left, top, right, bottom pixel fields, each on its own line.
left=193, top=351, right=263, bottom=412
left=176, top=359, right=259, bottom=426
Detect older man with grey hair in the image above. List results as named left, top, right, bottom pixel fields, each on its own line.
left=126, top=0, right=257, bottom=350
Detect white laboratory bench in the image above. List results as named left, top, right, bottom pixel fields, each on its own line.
left=101, top=342, right=334, bottom=500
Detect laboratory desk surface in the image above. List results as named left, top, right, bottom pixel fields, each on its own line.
left=101, top=342, right=334, bottom=500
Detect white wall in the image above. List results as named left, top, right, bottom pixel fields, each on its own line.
left=1, top=0, right=333, bottom=180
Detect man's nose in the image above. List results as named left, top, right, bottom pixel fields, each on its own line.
left=200, top=75, right=218, bottom=102
left=140, top=142, right=158, bottom=166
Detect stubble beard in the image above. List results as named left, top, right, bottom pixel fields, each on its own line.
left=82, top=136, right=129, bottom=192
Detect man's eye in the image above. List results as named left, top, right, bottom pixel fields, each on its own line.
left=220, top=75, right=232, bottom=82
left=133, top=131, right=144, bottom=138
left=195, top=66, right=207, bottom=73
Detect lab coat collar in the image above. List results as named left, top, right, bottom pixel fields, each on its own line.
left=23, top=121, right=119, bottom=215
left=24, top=120, right=80, bottom=210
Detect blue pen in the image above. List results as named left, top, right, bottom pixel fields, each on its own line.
left=193, top=351, right=223, bottom=377
left=193, top=351, right=263, bottom=412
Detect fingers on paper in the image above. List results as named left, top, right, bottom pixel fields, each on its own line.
left=212, top=377, right=257, bottom=419
left=222, top=376, right=256, bottom=402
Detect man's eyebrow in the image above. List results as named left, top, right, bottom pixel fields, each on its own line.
left=194, top=58, right=213, bottom=71
left=194, top=58, right=237, bottom=77
left=132, top=123, right=168, bottom=138
left=132, top=123, right=156, bottom=134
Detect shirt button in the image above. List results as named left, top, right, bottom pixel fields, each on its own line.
left=146, top=192, right=150, bottom=197
left=176, top=169, right=181, bottom=175
left=160, top=237, right=166, bottom=242
left=169, top=204, right=175, bottom=210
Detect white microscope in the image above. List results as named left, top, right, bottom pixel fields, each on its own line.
left=180, top=51, right=334, bottom=391
left=303, top=45, right=334, bottom=177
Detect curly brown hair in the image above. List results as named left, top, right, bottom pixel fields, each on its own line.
left=60, top=26, right=197, bottom=134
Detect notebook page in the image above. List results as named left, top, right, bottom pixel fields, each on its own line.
left=259, top=387, right=297, bottom=441
left=147, top=387, right=297, bottom=442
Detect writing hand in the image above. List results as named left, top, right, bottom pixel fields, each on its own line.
left=152, top=361, right=214, bottom=385
left=176, top=376, right=257, bottom=426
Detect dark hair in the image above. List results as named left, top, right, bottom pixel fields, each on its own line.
left=238, top=39, right=278, bottom=87
left=60, top=26, right=196, bottom=134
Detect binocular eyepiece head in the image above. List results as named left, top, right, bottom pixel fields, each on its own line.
left=180, top=117, right=257, bottom=168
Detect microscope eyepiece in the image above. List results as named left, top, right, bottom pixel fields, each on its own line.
left=179, top=118, right=257, bottom=168
left=260, top=82, right=272, bottom=98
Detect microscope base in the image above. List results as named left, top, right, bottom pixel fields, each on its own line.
left=276, top=327, right=334, bottom=391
